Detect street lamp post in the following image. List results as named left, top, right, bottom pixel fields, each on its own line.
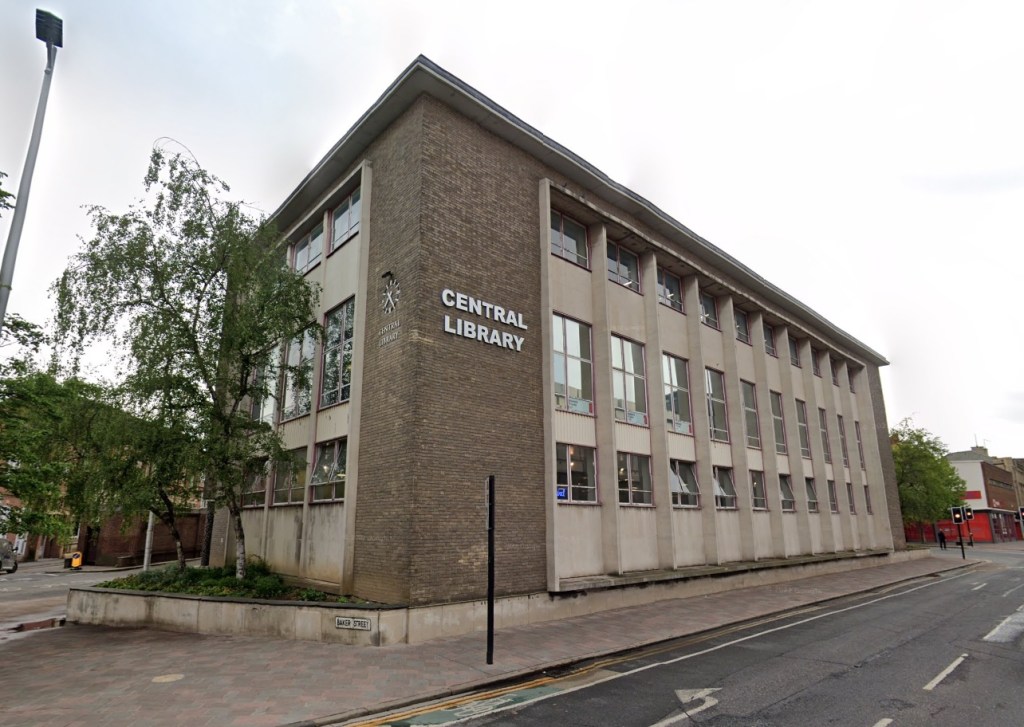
left=0, top=9, right=63, bottom=335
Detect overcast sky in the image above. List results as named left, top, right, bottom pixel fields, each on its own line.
left=1, top=1, right=1021, bottom=456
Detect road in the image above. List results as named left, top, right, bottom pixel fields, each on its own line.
left=0, top=560, right=139, bottom=636
left=363, top=548, right=1024, bottom=727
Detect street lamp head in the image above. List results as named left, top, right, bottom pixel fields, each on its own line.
left=35, top=9, right=63, bottom=48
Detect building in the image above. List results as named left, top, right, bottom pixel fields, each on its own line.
left=943, top=446, right=1021, bottom=543
left=210, top=56, right=902, bottom=621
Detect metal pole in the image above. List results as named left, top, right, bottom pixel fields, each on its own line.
left=957, top=522, right=965, bottom=560
left=143, top=510, right=155, bottom=571
left=486, top=474, right=495, bottom=665
left=0, top=36, right=59, bottom=334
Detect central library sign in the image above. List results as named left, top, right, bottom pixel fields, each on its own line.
left=441, top=288, right=527, bottom=352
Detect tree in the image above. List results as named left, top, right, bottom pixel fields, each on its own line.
left=891, top=420, right=966, bottom=536
left=53, top=149, right=319, bottom=578
left=0, top=171, right=13, bottom=218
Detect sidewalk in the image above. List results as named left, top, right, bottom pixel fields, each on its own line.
left=0, top=555, right=978, bottom=727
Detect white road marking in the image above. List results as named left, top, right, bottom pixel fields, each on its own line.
left=648, top=689, right=721, bottom=726
left=983, top=606, right=1024, bottom=643
left=1001, top=582, right=1024, bottom=597
left=433, top=568, right=981, bottom=726
left=923, top=654, right=968, bottom=691
left=872, top=719, right=893, bottom=727
left=972, top=583, right=987, bottom=591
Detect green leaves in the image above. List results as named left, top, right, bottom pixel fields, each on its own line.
left=891, top=420, right=966, bottom=524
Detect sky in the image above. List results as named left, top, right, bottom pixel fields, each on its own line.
left=1, top=0, right=1022, bottom=456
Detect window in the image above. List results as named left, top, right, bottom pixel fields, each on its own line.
left=556, top=443, right=597, bottom=503
left=838, top=415, right=850, bottom=467
left=330, top=187, right=361, bottom=251
left=864, top=484, right=873, bottom=513
left=713, top=466, right=737, bottom=509
left=780, top=474, right=796, bottom=511
left=551, top=210, right=589, bottom=267
left=250, top=359, right=278, bottom=426
left=607, top=242, right=640, bottom=292
left=273, top=448, right=307, bottom=505
left=741, top=380, right=760, bottom=448
left=818, top=408, right=832, bottom=464
left=805, top=477, right=819, bottom=513
left=751, top=470, right=767, bottom=509
left=789, top=336, right=801, bottom=367
left=735, top=309, right=751, bottom=344
left=828, top=479, right=839, bottom=513
left=811, top=348, right=821, bottom=377
left=770, top=391, right=787, bottom=454
left=294, top=223, right=324, bottom=274
left=849, top=368, right=857, bottom=393
left=854, top=421, right=866, bottom=469
left=282, top=329, right=316, bottom=420
left=796, top=399, right=811, bottom=458
left=830, top=358, right=840, bottom=386
left=764, top=323, right=777, bottom=356
left=699, top=291, right=719, bottom=328
left=310, top=439, right=346, bottom=501
left=618, top=452, right=652, bottom=505
left=321, top=300, right=355, bottom=408
left=553, top=314, right=594, bottom=415
left=670, top=460, right=700, bottom=507
left=241, top=460, right=269, bottom=508
left=657, top=268, right=683, bottom=312
left=705, top=368, right=729, bottom=442
left=663, top=353, right=692, bottom=435
left=847, top=482, right=856, bottom=513
left=611, top=335, right=648, bottom=425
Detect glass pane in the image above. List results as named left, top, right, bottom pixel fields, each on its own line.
left=631, top=376, right=647, bottom=415
left=612, top=374, right=626, bottom=416
left=627, top=341, right=644, bottom=375
left=563, top=217, right=587, bottom=263
left=578, top=361, right=593, bottom=403
left=568, top=358, right=584, bottom=401
left=565, top=320, right=582, bottom=358
left=556, top=444, right=568, bottom=486
left=553, top=352, right=567, bottom=403
left=309, top=224, right=323, bottom=262
left=550, top=211, right=562, bottom=255
left=621, top=249, right=639, bottom=287
left=552, top=315, right=565, bottom=353
left=611, top=337, right=623, bottom=369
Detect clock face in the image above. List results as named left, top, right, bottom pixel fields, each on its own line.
left=382, top=278, right=400, bottom=314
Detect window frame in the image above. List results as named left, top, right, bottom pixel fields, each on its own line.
left=550, top=209, right=590, bottom=268
left=663, top=353, right=693, bottom=436
left=556, top=442, right=598, bottom=504
left=310, top=439, right=347, bottom=502
left=780, top=474, right=796, bottom=511
left=272, top=448, right=307, bottom=506
left=741, top=380, right=761, bottom=449
left=847, top=482, right=856, bottom=513
left=838, top=415, right=850, bottom=467
left=830, top=358, right=840, bottom=386
left=805, top=477, right=819, bottom=513
left=656, top=268, right=684, bottom=313
left=293, top=222, right=324, bottom=274
left=320, top=299, right=356, bottom=409
left=751, top=470, right=768, bottom=510
left=811, top=348, right=822, bottom=377
left=764, top=323, right=777, bottom=357
left=699, top=291, right=719, bottom=329
left=827, top=479, right=839, bottom=513
left=713, top=466, right=738, bottom=509
left=281, top=329, right=316, bottom=422
left=552, top=313, right=595, bottom=416
left=241, top=460, right=270, bottom=508
left=330, top=186, right=362, bottom=253
left=249, top=357, right=279, bottom=427
left=789, top=336, right=801, bottom=367
left=617, top=451, right=653, bottom=506
left=669, top=459, right=700, bottom=508
left=770, top=390, right=787, bottom=455
left=607, top=242, right=641, bottom=293
left=735, top=309, right=751, bottom=344
left=818, top=407, right=832, bottom=464
left=854, top=420, right=866, bottom=469
left=705, top=368, right=729, bottom=443
left=864, top=484, right=873, bottom=513
left=796, top=399, right=811, bottom=458
left=611, top=334, right=649, bottom=426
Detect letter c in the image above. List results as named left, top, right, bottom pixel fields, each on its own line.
left=441, top=289, right=456, bottom=307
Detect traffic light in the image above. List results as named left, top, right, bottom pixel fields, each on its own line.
left=964, top=506, right=974, bottom=521
left=951, top=507, right=964, bottom=524
left=1018, top=506, right=1024, bottom=522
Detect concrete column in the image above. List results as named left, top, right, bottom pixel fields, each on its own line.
left=750, top=312, right=785, bottom=557
left=798, top=339, right=835, bottom=552
left=718, top=296, right=755, bottom=560
left=819, top=352, right=855, bottom=551
left=589, top=223, right=623, bottom=574
left=777, top=325, right=813, bottom=555
left=684, top=277, right=718, bottom=565
left=862, top=365, right=899, bottom=550
left=640, top=252, right=677, bottom=569
left=538, top=180, right=559, bottom=590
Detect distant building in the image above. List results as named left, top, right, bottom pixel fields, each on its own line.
left=210, top=57, right=901, bottom=623
left=944, top=446, right=1021, bottom=543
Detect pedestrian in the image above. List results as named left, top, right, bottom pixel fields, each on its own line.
left=937, top=530, right=947, bottom=550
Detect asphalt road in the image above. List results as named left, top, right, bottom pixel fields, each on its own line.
left=387, top=549, right=1024, bottom=727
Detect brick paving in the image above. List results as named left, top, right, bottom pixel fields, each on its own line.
left=0, top=554, right=981, bottom=727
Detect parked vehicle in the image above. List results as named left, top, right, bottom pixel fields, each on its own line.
left=0, top=540, right=17, bottom=574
